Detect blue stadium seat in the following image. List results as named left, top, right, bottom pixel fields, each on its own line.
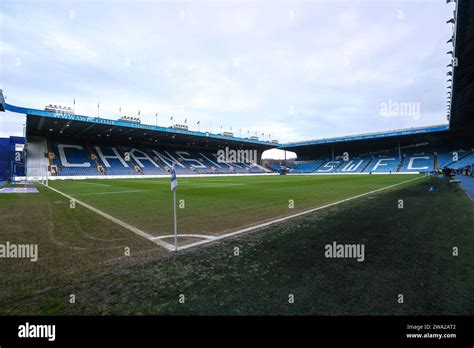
left=399, top=154, right=434, bottom=172
left=364, top=156, right=400, bottom=173
left=445, top=151, right=474, bottom=169
left=50, top=142, right=101, bottom=176
left=334, top=157, right=372, bottom=173
left=292, top=161, right=325, bottom=173
left=45, top=140, right=268, bottom=177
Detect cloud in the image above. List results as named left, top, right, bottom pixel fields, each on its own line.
left=0, top=0, right=452, bottom=145
left=42, top=33, right=97, bottom=62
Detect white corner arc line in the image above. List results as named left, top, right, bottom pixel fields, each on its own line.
left=176, top=176, right=425, bottom=251
left=151, top=234, right=217, bottom=240
left=43, top=184, right=175, bottom=251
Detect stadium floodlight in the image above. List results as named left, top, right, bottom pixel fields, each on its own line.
left=447, top=71, right=453, bottom=76
left=447, top=51, right=453, bottom=55
left=447, top=37, right=454, bottom=44
left=447, top=63, right=453, bottom=67
left=447, top=79, right=452, bottom=82
left=447, top=18, right=455, bottom=24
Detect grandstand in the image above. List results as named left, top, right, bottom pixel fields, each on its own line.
left=46, top=139, right=267, bottom=177
left=0, top=91, right=273, bottom=181
left=279, top=124, right=474, bottom=175
left=1, top=92, right=473, bottom=180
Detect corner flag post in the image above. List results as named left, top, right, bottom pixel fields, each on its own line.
left=170, top=164, right=178, bottom=251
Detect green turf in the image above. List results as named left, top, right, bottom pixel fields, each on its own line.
left=1, top=174, right=473, bottom=315
left=47, top=174, right=421, bottom=240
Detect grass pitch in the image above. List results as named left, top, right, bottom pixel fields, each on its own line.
left=0, top=174, right=473, bottom=315
left=47, top=174, right=421, bottom=247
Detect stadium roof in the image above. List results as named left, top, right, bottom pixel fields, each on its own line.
left=0, top=92, right=277, bottom=151
left=280, top=124, right=450, bottom=150
left=447, top=0, right=474, bottom=130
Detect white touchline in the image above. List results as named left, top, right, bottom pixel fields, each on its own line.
left=44, top=184, right=175, bottom=251
left=175, top=176, right=426, bottom=251
left=43, top=175, right=424, bottom=253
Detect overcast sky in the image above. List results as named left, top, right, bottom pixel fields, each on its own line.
left=0, top=0, right=454, bottom=150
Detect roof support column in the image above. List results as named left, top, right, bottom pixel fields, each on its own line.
left=398, top=141, right=402, bottom=162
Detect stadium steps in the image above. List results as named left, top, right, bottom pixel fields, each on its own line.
left=361, top=159, right=372, bottom=173
left=444, top=151, right=471, bottom=166
left=254, top=163, right=271, bottom=173
left=118, top=145, right=144, bottom=175
left=45, top=138, right=56, bottom=176
left=312, top=161, right=326, bottom=173
left=26, top=136, right=50, bottom=177
left=314, top=160, right=328, bottom=172
left=444, top=151, right=474, bottom=169
left=85, top=142, right=104, bottom=175
left=332, top=161, right=346, bottom=173
left=396, top=157, right=404, bottom=172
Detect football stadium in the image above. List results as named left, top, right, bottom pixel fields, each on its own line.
left=0, top=0, right=473, bottom=334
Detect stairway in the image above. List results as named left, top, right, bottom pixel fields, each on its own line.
left=396, top=157, right=405, bottom=172
left=26, top=136, right=50, bottom=177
